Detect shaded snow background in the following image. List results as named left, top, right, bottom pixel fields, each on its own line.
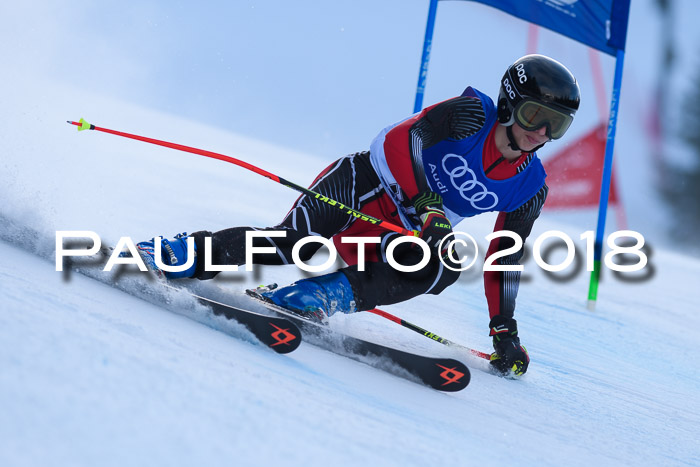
left=1, top=1, right=700, bottom=466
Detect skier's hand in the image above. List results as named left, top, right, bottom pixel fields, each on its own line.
left=411, top=191, right=452, bottom=252
left=488, top=316, right=530, bottom=376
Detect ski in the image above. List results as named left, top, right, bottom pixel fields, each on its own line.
left=75, top=248, right=302, bottom=354
left=245, top=287, right=470, bottom=391
left=183, top=288, right=302, bottom=354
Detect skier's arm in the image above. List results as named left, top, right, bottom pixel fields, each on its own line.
left=408, top=96, right=487, bottom=194
left=483, top=184, right=549, bottom=319
left=382, top=97, right=487, bottom=200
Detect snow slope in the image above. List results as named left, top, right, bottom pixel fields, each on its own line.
left=3, top=1, right=700, bottom=464
left=1, top=86, right=699, bottom=466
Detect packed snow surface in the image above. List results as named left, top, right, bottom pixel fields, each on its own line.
left=2, top=91, right=699, bottom=466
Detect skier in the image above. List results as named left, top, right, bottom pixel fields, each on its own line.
left=138, top=54, right=581, bottom=376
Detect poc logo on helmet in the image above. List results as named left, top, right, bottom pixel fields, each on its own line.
left=503, top=78, right=516, bottom=99
left=515, top=63, right=527, bottom=83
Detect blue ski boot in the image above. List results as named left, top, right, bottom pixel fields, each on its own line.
left=135, top=232, right=197, bottom=279
left=258, top=272, right=356, bottom=324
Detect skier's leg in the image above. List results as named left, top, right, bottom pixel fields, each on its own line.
left=145, top=152, right=376, bottom=280
left=255, top=152, right=398, bottom=321
left=258, top=172, right=461, bottom=320
left=339, top=233, right=462, bottom=310
left=258, top=239, right=460, bottom=322
left=255, top=271, right=356, bottom=323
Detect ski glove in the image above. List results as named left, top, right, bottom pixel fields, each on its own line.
left=411, top=191, right=453, bottom=252
left=489, top=315, right=530, bottom=376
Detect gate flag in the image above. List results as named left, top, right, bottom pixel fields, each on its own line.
left=543, top=123, right=619, bottom=209
left=460, top=0, right=629, bottom=56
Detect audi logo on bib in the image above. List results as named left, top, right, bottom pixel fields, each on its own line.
left=442, top=154, right=499, bottom=210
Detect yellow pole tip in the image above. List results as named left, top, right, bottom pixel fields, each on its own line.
left=77, top=118, right=91, bottom=131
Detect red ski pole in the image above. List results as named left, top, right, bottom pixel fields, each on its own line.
left=365, top=308, right=491, bottom=360
left=67, top=118, right=418, bottom=238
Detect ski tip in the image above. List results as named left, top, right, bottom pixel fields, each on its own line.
left=432, top=359, right=471, bottom=391
left=266, top=320, right=302, bottom=354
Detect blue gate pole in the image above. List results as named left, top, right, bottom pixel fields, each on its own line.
left=413, top=0, right=439, bottom=113
left=587, top=49, right=626, bottom=310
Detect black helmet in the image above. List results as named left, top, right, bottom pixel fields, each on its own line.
left=497, top=54, right=580, bottom=140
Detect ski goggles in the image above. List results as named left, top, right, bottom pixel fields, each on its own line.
left=512, top=98, right=575, bottom=140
